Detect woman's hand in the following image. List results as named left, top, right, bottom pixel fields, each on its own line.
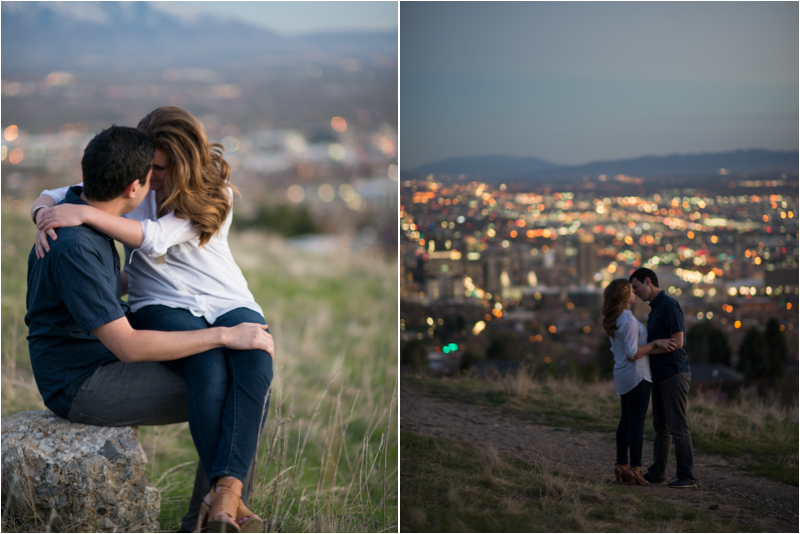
left=225, top=323, right=274, bottom=356
left=656, top=338, right=679, bottom=351
left=34, top=227, right=58, bottom=259
left=37, top=204, right=89, bottom=235
left=627, top=338, right=679, bottom=362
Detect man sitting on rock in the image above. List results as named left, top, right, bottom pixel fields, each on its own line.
left=24, top=125, right=273, bottom=529
left=26, top=124, right=272, bottom=419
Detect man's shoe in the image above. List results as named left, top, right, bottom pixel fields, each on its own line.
left=643, top=472, right=666, bottom=484
left=668, top=478, right=697, bottom=489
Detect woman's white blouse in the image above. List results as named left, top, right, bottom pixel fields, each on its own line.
left=41, top=185, right=263, bottom=323
left=609, top=309, right=652, bottom=395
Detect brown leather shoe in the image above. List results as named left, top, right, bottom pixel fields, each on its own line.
left=236, top=500, right=264, bottom=533
left=208, top=477, right=243, bottom=533
left=614, top=463, right=630, bottom=483
left=626, top=465, right=650, bottom=485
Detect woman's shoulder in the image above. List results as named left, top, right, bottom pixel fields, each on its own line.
left=615, top=310, right=642, bottom=335
left=616, top=309, right=633, bottom=323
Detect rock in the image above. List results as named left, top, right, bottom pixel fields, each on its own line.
left=1, top=410, right=160, bottom=532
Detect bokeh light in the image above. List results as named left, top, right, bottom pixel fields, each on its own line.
left=287, top=184, right=305, bottom=203
left=318, top=184, right=335, bottom=202
left=44, top=71, right=74, bottom=87
left=338, top=183, right=355, bottom=202
left=328, top=143, right=345, bottom=161
left=4, top=125, right=19, bottom=141
left=331, top=117, right=347, bottom=132
left=8, top=148, right=24, bottom=164
left=287, top=134, right=307, bottom=154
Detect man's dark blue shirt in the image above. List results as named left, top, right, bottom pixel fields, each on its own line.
left=646, top=290, right=690, bottom=382
left=25, top=186, right=129, bottom=417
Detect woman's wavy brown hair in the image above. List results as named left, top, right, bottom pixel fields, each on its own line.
left=137, top=106, right=238, bottom=247
left=602, top=279, right=632, bottom=337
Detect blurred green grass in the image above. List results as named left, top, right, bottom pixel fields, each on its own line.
left=2, top=198, right=398, bottom=532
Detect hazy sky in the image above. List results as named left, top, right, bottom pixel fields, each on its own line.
left=401, top=2, right=799, bottom=169
left=154, top=1, right=398, bottom=34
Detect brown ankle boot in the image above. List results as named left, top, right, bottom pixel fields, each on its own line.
left=614, top=463, right=630, bottom=483
left=626, top=465, right=649, bottom=485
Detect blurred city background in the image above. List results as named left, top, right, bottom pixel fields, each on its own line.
left=2, top=1, right=398, bottom=260
left=400, top=2, right=799, bottom=393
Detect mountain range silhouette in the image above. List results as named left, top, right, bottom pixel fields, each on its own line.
left=1, top=2, right=397, bottom=72
left=407, top=149, right=798, bottom=183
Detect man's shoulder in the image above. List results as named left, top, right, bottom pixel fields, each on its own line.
left=655, top=293, right=685, bottom=325
left=665, top=294, right=683, bottom=310
left=655, top=291, right=682, bottom=309
left=48, top=226, right=110, bottom=259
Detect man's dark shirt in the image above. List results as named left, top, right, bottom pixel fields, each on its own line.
left=25, top=186, right=129, bottom=417
left=646, top=290, right=690, bottom=382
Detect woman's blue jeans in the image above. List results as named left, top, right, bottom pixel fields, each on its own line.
left=616, top=379, right=652, bottom=468
left=128, top=305, right=273, bottom=483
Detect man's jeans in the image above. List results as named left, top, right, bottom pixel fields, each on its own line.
left=67, top=359, right=255, bottom=531
left=649, top=371, right=696, bottom=481
left=616, top=379, right=652, bottom=468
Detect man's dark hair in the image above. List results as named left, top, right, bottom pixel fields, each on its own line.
left=629, top=267, right=659, bottom=288
left=81, top=125, right=154, bottom=201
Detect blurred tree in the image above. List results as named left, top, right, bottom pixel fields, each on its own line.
left=455, top=314, right=467, bottom=332
left=737, top=327, right=770, bottom=379
left=595, top=336, right=614, bottom=379
left=764, top=318, right=787, bottom=379
left=234, top=203, right=318, bottom=237
left=687, top=322, right=732, bottom=366
left=486, top=330, right=522, bottom=361
left=401, top=340, right=429, bottom=375
left=459, top=343, right=486, bottom=372
left=434, top=315, right=467, bottom=339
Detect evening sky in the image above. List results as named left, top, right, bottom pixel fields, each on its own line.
left=401, top=1, right=799, bottom=169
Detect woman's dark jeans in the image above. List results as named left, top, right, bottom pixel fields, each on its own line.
left=128, top=305, right=273, bottom=483
left=616, top=379, right=652, bottom=467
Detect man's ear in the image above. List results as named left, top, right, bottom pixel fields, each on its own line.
left=123, top=179, right=139, bottom=199
left=125, top=172, right=149, bottom=198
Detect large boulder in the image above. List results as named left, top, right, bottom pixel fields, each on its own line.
left=1, top=410, right=160, bottom=532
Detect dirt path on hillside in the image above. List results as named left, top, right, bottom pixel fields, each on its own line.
left=401, top=385, right=798, bottom=532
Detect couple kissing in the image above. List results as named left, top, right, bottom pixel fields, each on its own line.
left=602, top=267, right=698, bottom=489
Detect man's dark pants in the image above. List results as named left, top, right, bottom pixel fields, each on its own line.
left=648, top=371, right=696, bottom=481
left=67, top=360, right=256, bottom=532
